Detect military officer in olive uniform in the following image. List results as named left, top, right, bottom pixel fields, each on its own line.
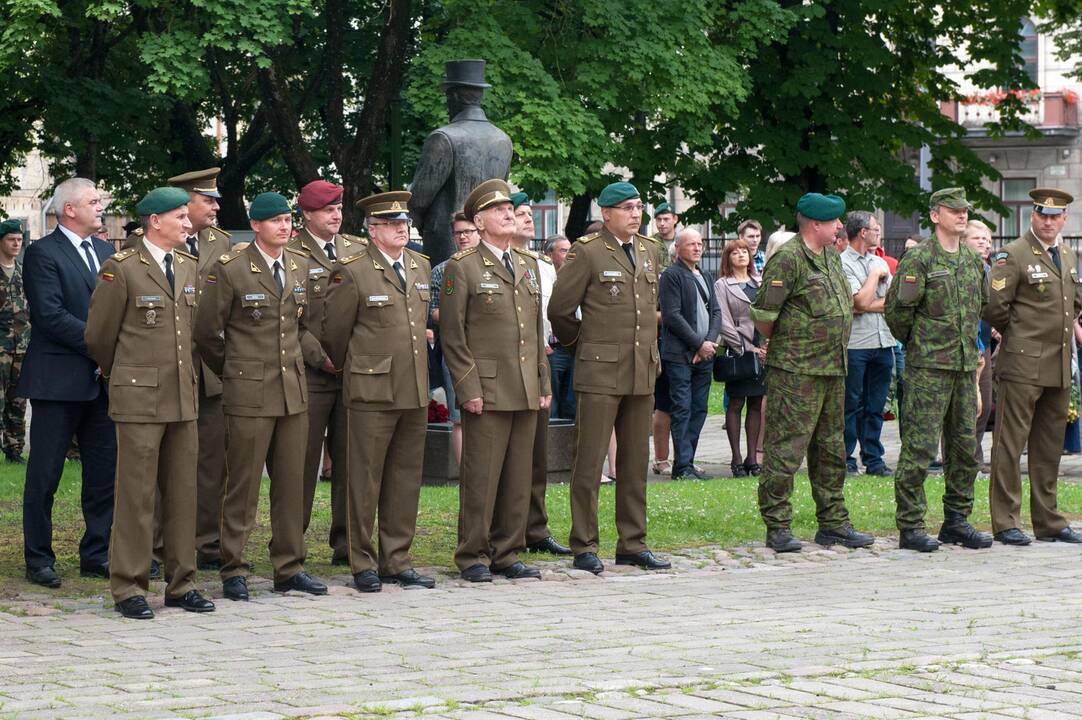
left=984, top=187, right=1082, bottom=545
left=194, top=192, right=327, bottom=600
left=750, top=192, right=873, bottom=553
left=885, top=188, right=992, bottom=552
left=289, top=179, right=366, bottom=565
left=86, top=187, right=214, bottom=619
left=441, top=179, right=551, bottom=583
left=548, top=181, right=671, bottom=574
left=322, top=191, right=436, bottom=592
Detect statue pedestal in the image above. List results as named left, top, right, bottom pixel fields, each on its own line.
left=422, top=419, right=575, bottom=485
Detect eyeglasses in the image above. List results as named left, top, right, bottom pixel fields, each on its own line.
left=453, top=228, right=478, bottom=237
left=612, top=203, right=645, bottom=213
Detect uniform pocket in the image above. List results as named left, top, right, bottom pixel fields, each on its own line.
left=476, top=357, right=498, bottom=404
left=576, top=342, right=618, bottom=389
left=349, top=354, right=393, bottom=403
left=109, top=365, right=158, bottom=416
left=365, top=294, right=395, bottom=326
left=222, top=359, right=263, bottom=407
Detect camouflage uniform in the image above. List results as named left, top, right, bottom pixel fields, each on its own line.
left=750, top=237, right=854, bottom=530
left=0, top=260, right=29, bottom=459
left=885, top=238, right=985, bottom=530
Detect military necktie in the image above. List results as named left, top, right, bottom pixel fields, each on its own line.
left=502, top=251, right=514, bottom=278
left=325, top=242, right=336, bottom=261
left=164, top=253, right=174, bottom=292
left=80, top=240, right=97, bottom=281
left=187, top=235, right=199, bottom=258
left=622, top=241, right=636, bottom=269
left=393, top=260, right=406, bottom=290
left=273, top=260, right=284, bottom=292
left=1050, top=245, right=1061, bottom=272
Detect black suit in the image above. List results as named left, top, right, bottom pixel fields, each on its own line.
left=18, top=227, right=116, bottom=571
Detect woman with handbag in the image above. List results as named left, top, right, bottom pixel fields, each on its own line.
left=714, top=239, right=768, bottom=477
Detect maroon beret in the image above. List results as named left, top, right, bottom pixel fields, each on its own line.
left=298, top=180, right=344, bottom=211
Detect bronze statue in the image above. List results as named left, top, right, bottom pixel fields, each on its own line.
left=409, top=59, right=513, bottom=265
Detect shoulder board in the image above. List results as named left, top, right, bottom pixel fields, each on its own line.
left=451, top=247, right=478, bottom=261
left=577, top=233, right=598, bottom=244
left=128, top=228, right=144, bottom=237
left=405, top=246, right=429, bottom=261
left=175, top=249, right=197, bottom=261
left=286, top=247, right=311, bottom=257
left=512, top=246, right=535, bottom=257
left=537, top=253, right=553, bottom=264
left=341, top=233, right=367, bottom=244
left=111, top=248, right=138, bottom=262
left=337, top=254, right=361, bottom=265
left=211, top=226, right=231, bottom=238
left=218, top=250, right=243, bottom=264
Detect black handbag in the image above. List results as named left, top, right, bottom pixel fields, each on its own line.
left=713, top=339, right=761, bottom=383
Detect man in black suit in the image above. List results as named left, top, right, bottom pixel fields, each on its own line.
left=19, top=177, right=117, bottom=588
left=659, top=228, right=722, bottom=480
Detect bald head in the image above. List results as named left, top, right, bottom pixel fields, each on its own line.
left=675, top=227, right=704, bottom=267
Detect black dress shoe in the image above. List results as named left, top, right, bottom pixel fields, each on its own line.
left=899, top=529, right=940, bottom=552
left=573, top=552, right=604, bottom=574
left=331, top=556, right=350, bottom=567
left=461, top=564, right=493, bottom=583
left=115, top=596, right=154, bottom=619
left=148, top=560, right=161, bottom=580
left=995, top=528, right=1032, bottom=546
left=731, top=463, right=748, bottom=478
left=80, top=563, right=109, bottom=579
left=526, top=536, right=573, bottom=555
left=1037, top=526, right=1082, bottom=543
left=495, top=561, right=541, bottom=579
left=938, top=514, right=993, bottom=548
left=164, top=590, right=216, bottom=612
left=815, top=525, right=875, bottom=549
left=353, top=569, right=382, bottom=593
left=274, top=571, right=328, bottom=595
left=222, top=576, right=249, bottom=601
left=25, top=566, right=61, bottom=588
left=766, top=528, right=802, bottom=553
left=615, top=550, right=672, bottom=570
left=380, top=568, right=435, bottom=589
left=196, top=557, right=221, bottom=571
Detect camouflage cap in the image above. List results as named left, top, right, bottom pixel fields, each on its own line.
left=929, top=187, right=972, bottom=210
left=1030, top=187, right=1073, bottom=216
left=464, top=179, right=513, bottom=220
left=0, top=219, right=22, bottom=236
left=168, top=167, right=221, bottom=199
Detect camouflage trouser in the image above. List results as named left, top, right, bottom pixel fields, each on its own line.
left=0, top=350, right=26, bottom=457
left=758, top=368, right=851, bottom=531
left=894, top=366, right=977, bottom=530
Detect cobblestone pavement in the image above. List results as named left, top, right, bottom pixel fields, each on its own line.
left=5, top=540, right=1082, bottom=719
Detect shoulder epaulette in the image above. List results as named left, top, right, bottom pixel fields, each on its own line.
left=337, top=253, right=362, bottom=265
left=512, top=246, right=535, bottom=258
left=451, top=247, right=478, bottom=261
left=406, top=246, right=429, bottom=261
left=577, top=233, right=598, bottom=244
left=128, top=228, right=144, bottom=237
left=175, top=249, right=197, bottom=261
left=111, top=248, right=138, bottom=262
left=286, top=246, right=311, bottom=258
left=537, top=253, right=553, bottom=264
left=341, top=233, right=368, bottom=245
left=218, top=250, right=243, bottom=264
left=209, top=226, right=231, bottom=239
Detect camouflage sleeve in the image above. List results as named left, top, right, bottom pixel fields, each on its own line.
left=750, top=251, right=796, bottom=324
left=884, top=252, right=924, bottom=344
left=983, top=250, right=1018, bottom=333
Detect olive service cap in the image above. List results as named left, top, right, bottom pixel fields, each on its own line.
left=795, top=193, right=846, bottom=221
left=1030, top=187, right=1074, bottom=216
left=0, top=219, right=21, bottom=236
left=464, top=179, right=513, bottom=221
left=510, top=192, right=530, bottom=209
left=298, top=180, right=344, bottom=211
left=249, top=192, right=292, bottom=221
left=654, top=201, right=675, bottom=217
left=357, top=190, right=412, bottom=220
left=136, top=187, right=192, bottom=217
left=929, top=187, right=972, bottom=210
left=168, top=167, right=222, bottom=199
left=597, top=181, right=641, bottom=208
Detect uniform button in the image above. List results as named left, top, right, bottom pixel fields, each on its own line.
left=635, top=341, right=640, bottom=346
left=520, top=340, right=525, bottom=345
left=410, top=321, right=415, bottom=327
left=635, top=325, right=640, bottom=330
left=635, top=294, right=640, bottom=299
left=412, top=335, right=417, bottom=341
left=414, top=350, right=418, bottom=355
left=595, top=355, right=600, bottom=360
left=131, top=378, right=136, bottom=383
left=238, top=371, right=243, bottom=376
left=176, top=330, right=181, bottom=335
left=178, top=359, right=183, bottom=365
left=521, top=356, right=526, bottom=361
left=281, top=366, right=287, bottom=372
left=281, top=333, right=285, bottom=338
left=280, top=316, right=285, bottom=321
left=177, top=345, right=182, bottom=350
left=636, top=310, right=641, bottom=315
left=281, top=350, right=286, bottom=355
left=517, top=307, right=522, bottom=312
left=515, top=290, right=519, bottom=296
left=519, top=323, right=524, bottom=328
left=368, top=369, right=373, bottom=373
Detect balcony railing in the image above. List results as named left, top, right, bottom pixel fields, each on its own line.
left=940, top=92, right=1078, bottom=129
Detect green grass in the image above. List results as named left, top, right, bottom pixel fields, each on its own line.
left=2, top=459, right=1081, bottom=598
left=708, top=381, right=727, bottom=415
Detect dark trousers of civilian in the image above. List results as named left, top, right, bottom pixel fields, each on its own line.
left=549, top=345, right=576, bottom=420
left=23, top=395, right=116, bottom=570
left=844, top=347, right=893, bottom=472
left=664, top=359, right=712, bottom=477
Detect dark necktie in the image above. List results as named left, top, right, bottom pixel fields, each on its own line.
left=325, top=242, right=336, bottom=261
left=163, top=254, right=174, bottom=291
left=273, top=260, right=284, bottom=292
left=622, top=242, right=636, bottom=269
left=393, top=260, right=406, bottom=290
left=1050, top=245, right=1061, bottom=272
left=80, top=240, right=97, bottom=279
left=502, top=251, right=514, bottom=278
left=187, top=235, right=199, bottom=258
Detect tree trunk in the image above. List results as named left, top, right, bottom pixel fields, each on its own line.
left=564, top=193, right=593, bottom=241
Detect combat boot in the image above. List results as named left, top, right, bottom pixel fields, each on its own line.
left=815, top=524, right=875, bottom=549
left=766, top=528, right=802, bottom=553
left=938, top=511, right=993, bottom=549
left=899, top=529, right=940, bottom=552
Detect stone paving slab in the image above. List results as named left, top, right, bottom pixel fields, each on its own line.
left=4, top=542, right=1082, bottom=718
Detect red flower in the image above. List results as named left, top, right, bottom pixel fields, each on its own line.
left=428, top=399, right=450, bottom=423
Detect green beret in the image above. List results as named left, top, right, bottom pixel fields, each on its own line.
left=510, top=192, right=530, bottom=209
left=654, top=202, right=675, bottom=217
left=598, top=181, right=640, bottom=208
left=0, top=219, right=22, bottom=237
left=796, top=193, right=846, bottom=221
left=135, top=186, right=191, bottom=217
left=929, top=187, right=972, bottom=211
left=249, top=192, right=292, bottom=221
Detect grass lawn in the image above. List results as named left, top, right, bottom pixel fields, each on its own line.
left=2, top=459, right=1080, bottom=599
